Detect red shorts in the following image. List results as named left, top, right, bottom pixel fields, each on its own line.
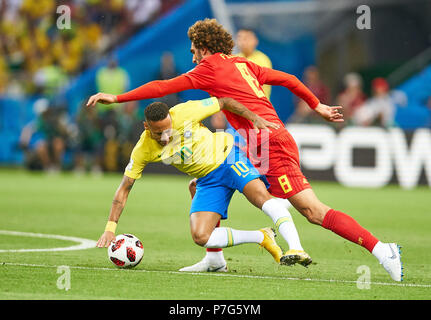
left=247, top=129, right=311, bottom=199
left=266, top=172, right=311, bottom=199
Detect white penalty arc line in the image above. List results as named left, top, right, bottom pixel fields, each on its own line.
left=0, top=230, right=97, bottom=253
left=2, top=262, right=431, bottom=289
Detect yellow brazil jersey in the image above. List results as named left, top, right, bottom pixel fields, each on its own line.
left=237, top=50, right=272, bottom=99
left=124, top=98, right=234, bottom=179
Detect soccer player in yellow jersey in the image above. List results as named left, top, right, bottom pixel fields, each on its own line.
left=96, top=97, right=307, bottom=268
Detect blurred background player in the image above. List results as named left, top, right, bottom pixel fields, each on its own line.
left=353, top=77, right=407, bottom=128
left=19, top=98, right=70, bottom=173
left=116, top=101, right=144, bottom=170
left=335, top=72, right=367, bottom=126
left=73, top=105, right=104, bottom=175
left=95, top=57, right=130, bottom=172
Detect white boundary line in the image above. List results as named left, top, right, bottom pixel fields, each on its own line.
left=2, top=261, right=431, bottom=289
left=0, top=230, right=97, bottom=252
left=1, top=230, right=430, bottom=289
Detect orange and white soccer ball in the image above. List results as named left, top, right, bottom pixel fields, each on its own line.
left=107, top=234, right=144, bottom=268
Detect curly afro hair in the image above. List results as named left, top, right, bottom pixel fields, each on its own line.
left=187, top=18, right=234, bottom=55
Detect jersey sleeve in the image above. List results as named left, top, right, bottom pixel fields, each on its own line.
left=117, top=75, right=194, bottom=103
left=248, top=63, right=320, bottom=109
left=172, top=97, right=221, bottom=124
left=183, top=59, right=215, bottom=90
left=124, top=138, right=149, bottom=180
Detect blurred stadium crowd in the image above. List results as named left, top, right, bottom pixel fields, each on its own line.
left=0, top=0, right=183, bottom=97
left=0, top=0, right=429, bottom=174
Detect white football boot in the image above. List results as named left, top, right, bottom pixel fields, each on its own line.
left=380, top=243, right=403, bottom=282
left=179, top=258, right=228, bottom=272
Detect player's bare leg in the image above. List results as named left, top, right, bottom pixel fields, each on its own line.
left=179, top=180, right=227, bottom=272
left=179, top=211, right=227, bottom=272
left=183, top=211, right=283, bottom=271
left=288, top=188, right=403, bottom=281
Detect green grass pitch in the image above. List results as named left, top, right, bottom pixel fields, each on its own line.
left=0, top=168, right=430, bottom=300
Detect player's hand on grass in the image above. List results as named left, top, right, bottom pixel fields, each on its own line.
left=252, top=116, right=280, bottom=133
left=314, top=103, right=344, bottom=123
left=96, top=231, right=116, bottom=248
left=86, top=93, right=118, bottom=107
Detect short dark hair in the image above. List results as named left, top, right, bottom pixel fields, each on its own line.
left=144, top=102, right=170, bottom=122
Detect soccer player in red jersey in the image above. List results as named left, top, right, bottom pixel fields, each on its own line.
left=87, top=19, right=403, bottom=281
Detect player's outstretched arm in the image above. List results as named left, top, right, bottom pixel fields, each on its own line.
left=314, top=103, right=344, bottom=123
left=255, top=67, right=344, bottom=123
left=218, top=97, right=280, bottom=132
left=96, top=175, right=135, bottom=247
left=87, top=75, right=195, bottom=108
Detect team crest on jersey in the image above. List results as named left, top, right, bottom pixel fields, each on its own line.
left=201, top=98, right=214, bottom=107
left=184, top=130, right=192, bottom=139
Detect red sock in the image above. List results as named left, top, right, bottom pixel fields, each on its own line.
left=322, top=209, right=379, bottom=253
left=207, top=221, right=222, bottom=252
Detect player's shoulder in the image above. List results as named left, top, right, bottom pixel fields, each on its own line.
left=169, top=101, right=194, bottom=124
left=187, top=53, right=245, bottom=76
left=171, top=98, right=217, bottom=114
left=169, top=101, right=190, bottom=115
left=133, top=130, right=160, bottom=159
left=255, top=50, right=272, bottom=65
left=204, top=53, right=246, bottom=64
left=255, top=50, right=270, bottom=59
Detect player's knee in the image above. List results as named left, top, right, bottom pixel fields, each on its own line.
left=191, top=230, right=210, bottom=247
left=299, top=206, right=326, bottom=225
left=243, top=179, right=272, bottom=209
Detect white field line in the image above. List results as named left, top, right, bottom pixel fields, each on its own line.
left=0, top=230, right=97, bottom=252
left=2, top=261, right=431, bottom=289
left=1, top=230, right=430, bottom=289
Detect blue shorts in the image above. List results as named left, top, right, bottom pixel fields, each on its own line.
left=189, top=145, right=270, bottom=220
